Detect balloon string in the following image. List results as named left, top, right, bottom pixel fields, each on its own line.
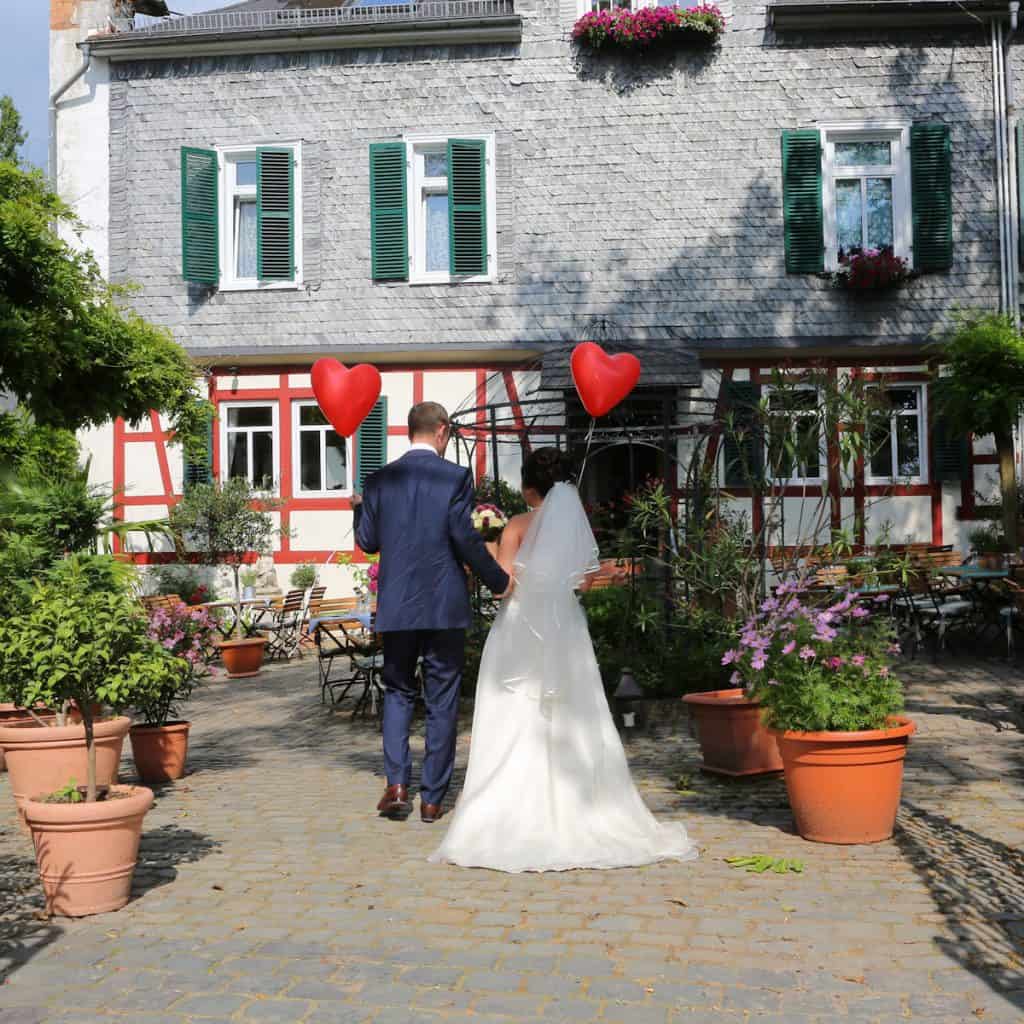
left=576, top=418, right=596, bottom=487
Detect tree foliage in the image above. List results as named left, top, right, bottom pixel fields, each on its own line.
left=0, top=97, right=26, bottom=164
left=931, top=312, right=1024, bottom=546
left=0, top=160, right=210, bottom=457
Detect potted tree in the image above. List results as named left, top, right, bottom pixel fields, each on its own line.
left=169, top=479, right=281, bottom=678
left=130, top=601, right=218, bottom=782
left=967, top=524, right=1011, bottom=570
left=725, top=581, right=913, bottom=844
left=289, top=564, right=317, bottom=592
left=0, top=555, right=186, bottom=915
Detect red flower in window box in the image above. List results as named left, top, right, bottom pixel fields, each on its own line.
left=829, top=247, right=915, bottom=292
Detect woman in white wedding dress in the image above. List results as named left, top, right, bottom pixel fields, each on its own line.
left=430, top=449, right=698, bottom=873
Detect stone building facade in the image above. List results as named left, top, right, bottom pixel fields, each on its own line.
left=50, top=0, right=1023, bottom=590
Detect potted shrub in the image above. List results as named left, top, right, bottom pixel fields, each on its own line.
left=170, top=479, right=282, bottom=678
left=289, top=564, right=317, bottom=592
left=968, top=524, right=1011, bottom=570
left=129, top=602, right=218, bottom=782
left=0, top=555, right=186, bottom=915
left=725, top=581, right=913, bottom=844
left=682, top=685, right=783, bottom=777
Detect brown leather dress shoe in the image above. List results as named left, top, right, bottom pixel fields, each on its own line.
left=377, top=784, right=412, bottom=820
left=420, top=801, right=444, bottom=823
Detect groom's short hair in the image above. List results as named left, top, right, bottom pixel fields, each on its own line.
left=408, top=401, right=450, bottom=439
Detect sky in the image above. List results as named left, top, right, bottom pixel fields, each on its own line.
left=2, top=1, right=234, bottom=171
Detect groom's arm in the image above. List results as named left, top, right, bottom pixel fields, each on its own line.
left=448, top=470, right=510, bottom=596
left=354, top=480, right=380, bottom=555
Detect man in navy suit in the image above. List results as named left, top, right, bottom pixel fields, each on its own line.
left=353, top=402, right=511, bottom=823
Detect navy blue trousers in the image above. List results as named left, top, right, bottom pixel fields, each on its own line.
left=381, top=629, right=465, bottom=807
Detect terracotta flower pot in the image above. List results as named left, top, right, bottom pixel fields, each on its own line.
left=682, top=688, right=783, bottom=776
left=0, top=704, right=56, bottom=773
left=217, top=636, right=267, bottom=678
left=771, top=716, right=916, bottom=844
left=24, top=784, right=154, bottom=917
left=129, top=721, right=191, bottom=782
left=0, top=717, right=131, bottom=819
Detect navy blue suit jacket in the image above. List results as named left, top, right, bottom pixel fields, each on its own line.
left=354, top=450, right=510, bottom=632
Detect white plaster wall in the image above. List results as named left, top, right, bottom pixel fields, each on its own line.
left=122, top=503, right=174, bottom=553
left=973, top=433, right=997, bottom=456
left=51, top=2, right=112, bottom=274
left=388, top=435, right=411, bottom=463
left=289, top=510, right=354, bottom=552
left=942, top=484, right=973, bottom=554
left=380, top=372, right=415, bottom=425
left=974, top=464, right=1001, bottom=504
left=123, top=441, right=165, bottom=496
left=424, top=371, right=477, bottom=415
left=864, top=496, right=932, bottom=545
left=289, top=373, right=311, bottom=388
left=79, top=422, right=114, bottom=491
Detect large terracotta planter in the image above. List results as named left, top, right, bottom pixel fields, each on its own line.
left=24, top=784, right=154, bottom=917
left=217, top=636, right=267, bottom=678
left=682, top=688, right=783, bottom=776
left=0, top=717, right=130, bottom=818
left=129, top=721, right=191, bottom=782
left=772, top=716, right=916, bottom=844
left=0, top=705, right=56, bottom=773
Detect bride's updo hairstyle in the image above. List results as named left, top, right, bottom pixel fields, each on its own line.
left=521, top=448, right=575, bottom=498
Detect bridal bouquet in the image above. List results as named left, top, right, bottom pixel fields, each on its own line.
left=721, top=581, right=903, bottom=733
left=472, top=503, right=508, bottom=543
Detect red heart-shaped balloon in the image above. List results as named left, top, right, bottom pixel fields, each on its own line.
left=311, top=359, right=383, bottom=437
left=570, top=342, right=642, bottom=418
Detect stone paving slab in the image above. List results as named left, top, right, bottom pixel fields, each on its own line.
left=1, top=654, right=1023, bottom=1023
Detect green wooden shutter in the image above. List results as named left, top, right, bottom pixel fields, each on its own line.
left=448, top=138, right=488, bottom=276
left=911, top=122, right=953, bottom=272
left=182, top=415, right=214, bottom=490
left=356, top=397, right=388, bottom=490
left=722, top=380, right=763, bottom=487
left=257, top=147, right=294, bottom=281
left=931, top=412, right=968, bottom=482
left=369, top=143, right=408, bottom=281
left=181, top=147, right=219, bottom=285
left=781, top=130, right=823, bottom=274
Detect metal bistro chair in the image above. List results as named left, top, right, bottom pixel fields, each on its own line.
left=316, top=614, right=384, bottom=717
left=258, top=588, right=308, bottom=660
left=897, top=561, right=974, bottom=657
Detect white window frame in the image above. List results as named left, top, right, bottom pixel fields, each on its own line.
left=577, top=0, right=649, bottom=14
left=291, top=400, right=354, bottom=498
left=764, top=385, right=826, bottom=486
left=818, top=122, right=912, bottom=273
left=403, top=133, right=497, bottom=285
left=865, top=384, right=928, bottom=485
left=217, top=142, right=303, bottom=292
left=219, top=400, right=280, bottom=494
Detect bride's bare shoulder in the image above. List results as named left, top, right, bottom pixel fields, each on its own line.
left=507, top=511, right=534, bottom=533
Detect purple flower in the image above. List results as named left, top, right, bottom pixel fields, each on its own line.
left=729, top=670, right=741, bottom=685
left=799, top=646, right=816, bottom=661
left=721, top=649, right=740, bottom=666
left=760, top=597, right=779, bottom=613
left=825, top=656, right=844, bottom=670
left=751, top=654, right=767, bottom=671
left=850, top=607, right=869, bottom=619
left=813, top=626, right=838, bottom=642
left=782, top=640, right=796, bottom=655
left=874, top=594, right=891, bottom=604
left=851, top=654, right=866, bottom=667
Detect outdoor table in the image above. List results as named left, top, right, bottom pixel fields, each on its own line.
left=934, top=567, right=1010, bottom=644
left=312, top=612, right=381, bottom=712
left=308, top=610, right=373, bottom=633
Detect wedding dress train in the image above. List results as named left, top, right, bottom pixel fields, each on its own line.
left=430, top=483, right=698, bottom=873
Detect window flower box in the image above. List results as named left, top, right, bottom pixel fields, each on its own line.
left=828, top=247, right=915, bottom=293
left=572, top=4, right=725, bottom=52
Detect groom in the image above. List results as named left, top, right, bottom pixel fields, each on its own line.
left=353, top=402, right=510, bottom=823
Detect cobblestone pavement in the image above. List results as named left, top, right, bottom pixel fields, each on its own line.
left=1, top=655, right=1022, bottom=1024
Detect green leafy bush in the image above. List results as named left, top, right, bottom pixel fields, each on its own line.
left=474, top=476, right=529, bottom=517
left=0, top=555, right=187, bottom=799
left=290, top=564, right=317, bottom=590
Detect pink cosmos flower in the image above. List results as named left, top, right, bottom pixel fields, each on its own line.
left=825, top=656, right=844, bottom=670
left=799, top=646, right=816, bottom=660
left=782, top=640, right=796, bottom=655
left=851, top=654, right=866, bottom=667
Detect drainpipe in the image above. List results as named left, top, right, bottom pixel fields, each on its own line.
left=48, top=42, right=92, bottom=188
left=1005, top=3, right=1020, bottom=328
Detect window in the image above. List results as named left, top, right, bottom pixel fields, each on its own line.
left=765, top=388, right=822, bottom=484
left=368, top=136, right=495, bottom=284
left=293, top=401, right=351, bottom=496
left=181, top=143, right=301, bottom=290
left=867, top=386, right=927, bottom=483
left=821, top=124, right=911, bottom=271
left=220, top=402, right=278, bottom=491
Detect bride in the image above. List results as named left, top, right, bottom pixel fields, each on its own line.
left=430, top=448, right=698, bottom=873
